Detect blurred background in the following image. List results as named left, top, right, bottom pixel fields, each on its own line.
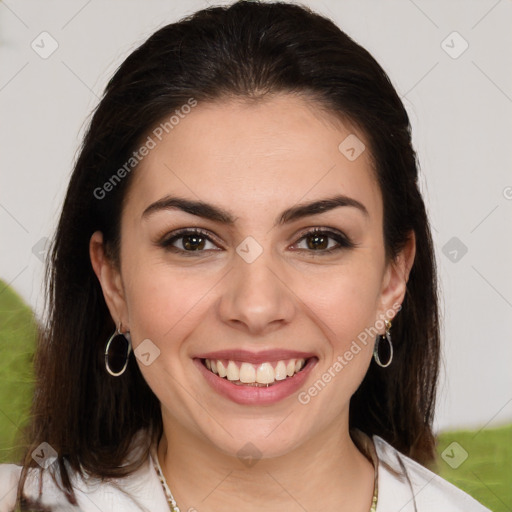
left=0, top=0, right=511, bottom=509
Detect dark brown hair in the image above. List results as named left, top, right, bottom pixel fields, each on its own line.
left=17, top=0, right=440, bottom=505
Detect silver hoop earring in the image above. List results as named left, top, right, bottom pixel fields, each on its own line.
left=373, top=320, right=393, bottom=368
left=105, top=324, right=132, bottom=377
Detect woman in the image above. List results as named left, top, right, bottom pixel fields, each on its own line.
left=0, top=1, right=490, bottom=511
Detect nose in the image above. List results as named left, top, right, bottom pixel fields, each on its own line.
left=217, top=246, right=296, bottom=336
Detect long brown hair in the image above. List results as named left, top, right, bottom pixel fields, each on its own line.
left=17, top=0, right=440, bottom=505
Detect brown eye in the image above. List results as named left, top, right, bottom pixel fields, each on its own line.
left=181, top=234, right=207, bottom=251
left=305, top=232, right=330, bottom=250
left=160, top=229, right=219, bottom=253
left=294, top=228, right=355, bottom=253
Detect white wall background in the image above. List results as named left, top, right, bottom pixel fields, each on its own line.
left=0, top=0, right=511, bottom=432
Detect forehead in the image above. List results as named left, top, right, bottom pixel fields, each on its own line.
left=126, top=94, right=382, bottom=223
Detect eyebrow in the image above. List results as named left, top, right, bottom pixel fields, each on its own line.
left=142, top=194, right=369, bottom=225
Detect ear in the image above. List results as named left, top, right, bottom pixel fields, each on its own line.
left=89, top=231, right=129, bottom=330
left=376, top=230, right=416, bottom=329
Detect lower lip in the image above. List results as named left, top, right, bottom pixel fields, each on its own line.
left=194, top=358, right=317, bottom=405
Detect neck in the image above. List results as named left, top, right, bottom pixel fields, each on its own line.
left=157, top=412, right=375, bottom=512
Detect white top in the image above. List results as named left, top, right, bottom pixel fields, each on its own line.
left=0, top=434, right=490, bottom=512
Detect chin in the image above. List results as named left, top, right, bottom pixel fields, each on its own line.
left=196, top=413, right=314, bottom=462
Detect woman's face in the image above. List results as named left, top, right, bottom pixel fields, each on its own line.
left=92, top=93, right=413, bottom=459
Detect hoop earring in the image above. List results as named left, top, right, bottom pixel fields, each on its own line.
left=105, top=324, right=132, bottom=377
left=373, top=319, right=393, bottom=368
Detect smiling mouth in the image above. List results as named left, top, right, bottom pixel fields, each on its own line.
left=202, top=358, right=309, bottom=387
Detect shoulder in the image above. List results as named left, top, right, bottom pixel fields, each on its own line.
left=0, top=461, right=121, bottom=512
left=373, top=435, right=491, bottom=512
left=0, top=464, right=21, bottom=512
left=0, top=450, right=168, bottom=512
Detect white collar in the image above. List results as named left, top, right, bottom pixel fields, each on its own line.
left=1, top=432, right=490, bottom=511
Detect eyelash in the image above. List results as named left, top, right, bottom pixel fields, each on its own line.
left=158, top=227, right=356, bottom=256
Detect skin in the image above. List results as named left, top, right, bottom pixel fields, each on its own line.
left=90, top=93, right=415, bottom=512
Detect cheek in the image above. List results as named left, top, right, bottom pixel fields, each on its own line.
left=295, top=275, right=378, bottom=413
left=297, top=262, right=383, bottom=347
left=292, top=259, right=382, bottom=402
left=121, top=259, right=218, bottom=411
left=122, top=257, right=217, bottom=351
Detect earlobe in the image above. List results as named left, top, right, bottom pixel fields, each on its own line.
left=89, top=231, right=128, bottom=327
left=378, top=231, right=416, bottom=322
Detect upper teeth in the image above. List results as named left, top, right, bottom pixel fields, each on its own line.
left=204, top=358, right=306, bottom=385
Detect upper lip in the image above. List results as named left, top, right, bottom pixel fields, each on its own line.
left=195, top=349, right=316, bottom=364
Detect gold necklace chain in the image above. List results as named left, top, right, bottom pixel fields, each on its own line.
left=151, top=452, right=378, bottom=512
left=152, top=451, right=180, bottom=512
